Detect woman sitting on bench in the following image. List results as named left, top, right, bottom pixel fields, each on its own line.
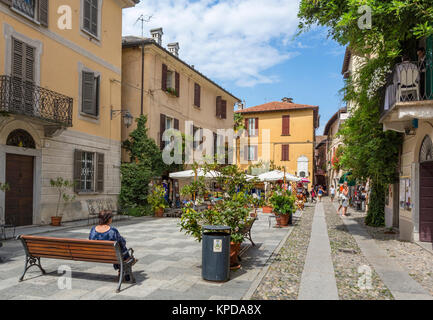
left=89, top=211, right=137, bottom=279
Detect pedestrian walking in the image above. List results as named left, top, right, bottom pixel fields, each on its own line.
left=330, top=185, right=336, bottom=202
left=341, top=182, right=350, bottom=217
left=318, top=185, right=324, bottom=202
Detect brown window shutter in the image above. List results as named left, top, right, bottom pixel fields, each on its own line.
left=73, top=150, right=83, bottom=193
left=174, top=118, right=179, bottom=130
left=175, top=71, right=180, bottom=97
left=221, top=100, right=227, bottom=119
left=161, top=64, right=167, bottom=91
left=160, top=113, right=166, bottom=149
left=96, top=153, right=104, bottom=192
left=216, top=96, right=222, bottom=117
left=39, top=0, right=49, bottom=27
left=255, top=117, right=259, bottom=136
left=282, top=145, right=289, bottom=161
left=245, top=118, right=249, bottom=133
left=282, top=115, right=290, bottom=135
left=194, top=83, right=201, bottom=107
left=82, top=71, right=95, bottom=115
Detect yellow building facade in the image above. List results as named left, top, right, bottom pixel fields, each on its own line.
left=0, top=0, right=138, bottom=226
left=235, top=99, right=319, bottom=188
left=121, top=33, right=240, bottom=161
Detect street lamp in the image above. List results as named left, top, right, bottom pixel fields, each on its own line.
left=111, top=109, right=134, bottom=128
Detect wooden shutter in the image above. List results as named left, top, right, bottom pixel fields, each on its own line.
left=90, top=0, right=98, bottom=36
left=82, top=71, right=95, bottom=115
left=83, top=0, right=91, bottom=32
left=221, top=100, right=227, bottom=119
left=194, top=83, right=201, bottom=107
left=174, top=118, right=179, bottom=130
left=161, top=64, right=167, bottom=91
left=73, top=150, right=83, bottom=193
left=282, top=145, right=289, bottom=161
left=39, top=0, right=49, bottom=27
left=245, top=118, right=249, bottom=134
left=12, top=38, right=34, bottom=82
left=255, top=117, right=259, bottom=136
left=96, top=153, right=104, bottom=193
left=160, top=113, right=166, bottom=149
left=94, top=75, right=100, bottom=116
left=216, top=96, right=222, bottom=117
left=282, top=115, right=290, bottom=135
left=175, top=71, right=180, bottom=97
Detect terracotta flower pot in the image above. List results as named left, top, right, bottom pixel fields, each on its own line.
left=51, top=216, right=62, bottom=226
left=278, top=214, right=290, bottom=227
left=230, top=242, right=241, bottom=269
left=154, top=207, right=164, bottom=217
left=262, top=206, right=273, bottom=213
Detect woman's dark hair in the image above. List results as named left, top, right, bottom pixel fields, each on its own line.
left=98, top=211, right=113, bottom=225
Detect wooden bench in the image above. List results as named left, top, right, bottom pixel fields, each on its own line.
left=17, top=235, right=136, bottom=293
left=240, top=218, right=257, bottom=246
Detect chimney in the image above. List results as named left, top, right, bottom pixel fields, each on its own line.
left=167, top=42, right=180, bottom=57
left=282, top=97, right=293, bottom=103
left=150, top=28, right=163, bottom=46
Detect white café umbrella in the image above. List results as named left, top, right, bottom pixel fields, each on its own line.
left=258, top=170, right=301, bottom=182
left=169, top=169, right=221, bottom=180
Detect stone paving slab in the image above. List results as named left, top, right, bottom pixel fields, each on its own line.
left=298, top=202, right=339, bottom=300
left=334, top=202, right=433, bottom=300
left=0, top=213, right=290, bottom=300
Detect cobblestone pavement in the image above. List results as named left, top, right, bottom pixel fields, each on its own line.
left=251, top=203, right=314, bottom=300
left=348, top=206, right=433, bottom=296
left=324, top=201, right=393, bottom=300
left=0, top=213, right=289, bottom=300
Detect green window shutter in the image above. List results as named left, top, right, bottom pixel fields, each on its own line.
left=74, top=150, right=83, bottom=193
left=96, top=153, right=104, bottom=193
left=39, top=0, right=49, bottom=27
left=82, top=71, right=95, bottom=115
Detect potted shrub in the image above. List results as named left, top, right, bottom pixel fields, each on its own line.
left=269, top=187, right=296, bottom=227
left=50, top=177, right=75, bottom=226
left=148, top=185, right=167, bottom=217
left=262, top=199, right=273, bottom=214
left=251, top=195, right=264, bottom=218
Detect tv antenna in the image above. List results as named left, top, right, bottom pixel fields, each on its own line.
left=134, top=14, right=153, bottom=38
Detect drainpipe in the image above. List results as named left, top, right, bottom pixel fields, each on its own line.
left=140, top=43, right=144, bottom=116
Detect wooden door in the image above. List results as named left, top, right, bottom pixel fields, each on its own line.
left=5, top=154, right=34, bottom=227
left=420, top=161, right=433, bottom=242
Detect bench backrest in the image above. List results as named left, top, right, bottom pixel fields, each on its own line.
left=19, top=235, right=121, bottom=264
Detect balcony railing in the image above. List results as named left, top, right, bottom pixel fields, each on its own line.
left=381, top=59, right=433, bottom=116
left=0, top=75, right=73, bottom=127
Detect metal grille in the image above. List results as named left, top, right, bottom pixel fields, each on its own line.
left=0, top=75, right=73, bottom=127
left=12, top=0, right=36, bottom=18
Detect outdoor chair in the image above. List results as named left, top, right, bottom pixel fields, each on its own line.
left=0, top=215, right=16, bottom=240
left=396, top=65, right=420, bottom=102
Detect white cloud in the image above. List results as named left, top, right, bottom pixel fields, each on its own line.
left=122, top=0, right=301, bottom=87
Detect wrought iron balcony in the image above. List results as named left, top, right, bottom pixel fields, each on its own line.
left=381, top=60, right=433, bottom=117
left=0, top=75, right=73, bottom=127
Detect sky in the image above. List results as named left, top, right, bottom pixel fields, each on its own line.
left=122, top=0, right=347, bottom=135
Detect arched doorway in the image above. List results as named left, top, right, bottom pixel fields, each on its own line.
left=419, top=135, right=433, bottom=243
left=4, top=129, right=35, bottom=226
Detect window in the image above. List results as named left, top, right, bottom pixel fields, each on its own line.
left=83, top=0, right=99, bottom=37
left=216, top=96, right=227, bottom=119
left=10, top=0, right=48, bottom=26
left=245, top=118, right=258, bottom=136
left=161, top=64, right=180, bottom=97
left=160, top=114, right=178, bottom=149
left=193, top=126, right=203, bottom=150
left=74, top=150, right=104, bottom=193
left=245, top=145, right=258, bottom=161
left=281, top=144, right=289, bottom=161
left=81, top=71, right=100, bottom=117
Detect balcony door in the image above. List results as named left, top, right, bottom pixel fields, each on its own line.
left=426, top=35, right=433, bottom=100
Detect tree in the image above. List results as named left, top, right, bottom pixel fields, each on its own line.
left=296, top=0, right=432, bottom=226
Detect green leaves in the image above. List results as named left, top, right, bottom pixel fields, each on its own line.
left=49, top=177, right=76, bottom=217
left=269, top=187, right=296, bottom=216
left=148, top=185, right=168, bottom=211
